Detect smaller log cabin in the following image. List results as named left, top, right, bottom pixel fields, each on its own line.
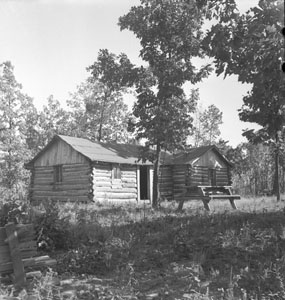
left=25, top=135, right=234, bottom=205
left=25, top=135, right=154, bottom=204
left=159, top=145, right=234, bottom=201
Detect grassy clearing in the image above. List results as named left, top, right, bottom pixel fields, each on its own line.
left=1, top=196, right=285, bottom=299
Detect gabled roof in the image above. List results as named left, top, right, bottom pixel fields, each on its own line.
left=60, top=135, right=154, bottom=165
left=26, top=135, right=233, bottom=168
left=26, top=135, right=153, bottom=167
left=164, top=145, right=233, bottom=167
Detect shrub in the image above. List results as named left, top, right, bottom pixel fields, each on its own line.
left=33, top=200, right=72, bottom=251
left=0, top=200, right=31, bottom=226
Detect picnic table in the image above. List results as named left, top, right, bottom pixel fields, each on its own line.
left=177, top=185, right=241, bottom=211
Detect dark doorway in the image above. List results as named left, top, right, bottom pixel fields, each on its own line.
left=140, top=166, right=148, bottom=200
left=209, top=169, right=217, bottom=186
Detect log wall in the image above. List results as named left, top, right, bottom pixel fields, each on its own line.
left=186, top=165, right=230, bottom=187
left=159, top=166, right=173, bottom=200
left=30, top=163, right=92, bottom=204
left=172, top=164, right=188, bottom=199
left=93, top=164, right=138, bottom=202
left=216, top=168, right=231, bottom=186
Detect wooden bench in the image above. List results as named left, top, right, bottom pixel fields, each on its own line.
left=177, top=185, right=241, bottom=211
left=0, top=223, right=56, bottom=288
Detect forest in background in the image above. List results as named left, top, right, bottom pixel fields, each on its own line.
left=0, top=0, right=284, bottom=203
left=0, top=60, right=283, bottom=202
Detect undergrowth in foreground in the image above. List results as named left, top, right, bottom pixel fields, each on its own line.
left=1, top=196, right=285, bottom=299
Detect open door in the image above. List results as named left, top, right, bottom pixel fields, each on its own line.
left=140, top=166, right=148, bottom=200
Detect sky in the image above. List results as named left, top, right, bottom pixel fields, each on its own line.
left=0, top=0, right=260, bottom=147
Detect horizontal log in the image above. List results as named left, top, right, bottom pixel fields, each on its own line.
left=0, top=225, right=35, bottom=246
left=33, top=179, right=53, bottom=185
left=63, top=164, right=90, bottom=170
left=122, top=183, right=137, bottom=188
left=34, top=165, right=54, bottom=170
left=111, top=186, right=123, bottom=190
left=33, top=190, right=90, bottom=197
left=31, top=188, right=91, bottom=195
left=94, top=176, right=112, bottom=181
left=32, top=183, right=91, bottom=189
left=122, top=179, right=136, bottom=183
left=62, top=170, right=90, bottom=177
left=193, top=171, right=209, bottom=175
left=94, top=187, right=112, bottom=192
left=121, top=175, right=136, bottom=179
left=93, top=168, right=111, bottom=173
left=62, top=178, right=91, bottom=184
left=0, top=255, right=57, bottom=274
left=121, top=171, right=137, bottom=176
left=31, top=195, right=90, bottom=202
left=95, top=192, right=137, bottom=199
left=112, top=188, right=137, bottom=193
left=173, top=166, right=187, bottom=170
left=34, top=170, right=54, bottom=176
left=0, top=246, right=37, bottom=264
left=94, top=188, right=138, bottom=194
left=173, top=177, right=186, bottom=181
left=173, top=181, right=186, bottom=185
left=159, top=186, right=172, bottom=191
left=216, top=175, right=228, bottom=178
left=94, top=197, right=137, bottom=202
left=94, top=182, right=112, bottom=188
left=33, top=173, right=53, bottom=179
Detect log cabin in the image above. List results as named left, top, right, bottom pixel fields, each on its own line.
left=25, top=135, right=237, bottom=207
left=161, top=145, right=234, bottom=200
left=161, top=145, right=240, bottom=210
left=25, top=135, right=154, bottom=204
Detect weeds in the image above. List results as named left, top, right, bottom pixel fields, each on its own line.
left=1, top=197, right=285, bottom=299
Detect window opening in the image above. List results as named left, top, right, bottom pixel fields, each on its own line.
left=54, top=165, right=63, bottom=183
left=209, top=168, right=217, bottom=186
left=112, top=165, right=121, bottom=180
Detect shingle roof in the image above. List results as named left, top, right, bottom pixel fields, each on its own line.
left=59, top=135, right=153, bottom=165
left=169, top=145, right=233, bottom=166
left=25, top=135, right=153, bottom=167
left=26, top=135, right=232, bottom=167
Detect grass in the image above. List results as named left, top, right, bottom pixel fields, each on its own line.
left=1, top=195, right=285, bottom=299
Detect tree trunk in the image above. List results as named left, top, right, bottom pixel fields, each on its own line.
left=274, top=149, right=281, bottom=201
left=152, top=143, right=161, bottom=209
left=97, top=91, right=109, bottom=142
left=273, top=132, right=281, bottom=201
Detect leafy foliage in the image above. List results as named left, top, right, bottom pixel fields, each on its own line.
left=0, top=62, right=35, bottom=197
left=192, top=102, right=223, bottom=147
left=67, top=78, right=131, bottom=143
left=85, top=49, right=135, bottom=142
left=203, top=0, right=284, bottom=199
left=119, top=0, right=213, bottom=207
left=34, top=201, right=72, bottom=251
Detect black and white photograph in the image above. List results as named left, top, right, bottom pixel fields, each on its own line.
left=0, top=0, right=284, bottom=299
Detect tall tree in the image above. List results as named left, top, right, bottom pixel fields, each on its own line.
left=119, top=0, right=212, bottom=208
left=36, top=95, right=71, bottom=149
left=192, top=104, right=223, bottom=146
left=203, top=0, right=284, bottom=200
left=67, top=79, right=132, bottom=143
left=0, top=62, right=35, bottom=198
left=86, top=49, right=136, bottom=142
left=229, top=143, right=274, bottom=196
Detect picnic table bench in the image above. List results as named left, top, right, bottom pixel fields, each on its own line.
left=178, top=185, right=241, bottom=211
left=0, top=223, right=56, bottom=288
